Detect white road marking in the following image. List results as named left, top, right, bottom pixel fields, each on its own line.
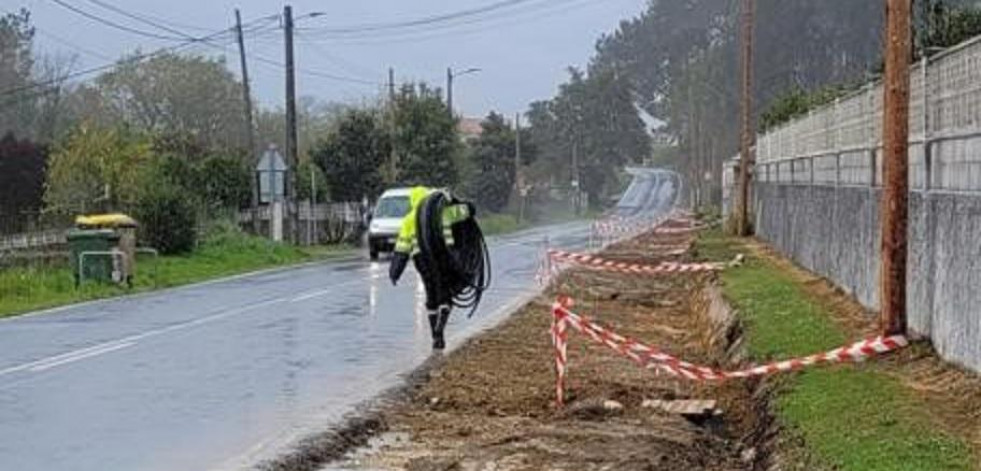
left=0, top=278, right=371, bottom=379
left=29, top=341, right=136, bottom=372
left=0, top=225, right=580, bottom=380
left=290, top=288, right=334, bottom=303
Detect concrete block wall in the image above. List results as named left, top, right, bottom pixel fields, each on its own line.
left=755, top=183, right=981, bottom=372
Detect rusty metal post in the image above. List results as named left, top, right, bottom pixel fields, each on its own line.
left=735, top=0, right=755, bottom=236
left=880, top=0, right=911, bottom=336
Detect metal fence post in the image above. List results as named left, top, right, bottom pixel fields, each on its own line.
left=835, top=152, right=842, bottom=186
left=870, top=149, right=878, bottom=187
left=922, top=55, right=932, bottom=192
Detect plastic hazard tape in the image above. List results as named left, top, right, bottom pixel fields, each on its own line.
left=589, top=209, right=698, bottom=249
left=548, top=249, right=723, bottom=275
left=550, top=298, right=909, bottom=406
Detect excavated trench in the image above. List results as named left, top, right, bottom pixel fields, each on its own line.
left=258, top=234, right=782, bottom=471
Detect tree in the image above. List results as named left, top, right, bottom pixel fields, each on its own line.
left=588, top=0, right=889, bottom=202
left=195, top=155, right=252, bottom=211
left=917, top=0, right=981, bottom=54
left=0, top=9, right=37, bottom=140
left=312, top=108, right=390, bottom=202
left=91, top=52, right=248, bottom=152
left=44, top=124, right=152, bottom=214
left=467, top=112, right=516, bottom=212
left=526, top=67, right=649, bottom=206
left=134, top=184, right=197, bottom=255
left=256, top=96, right=345, bottom=160
left=296, top=159, right=328, bottom=202
left=390, top=83, right=459, bottom=188
left=0, top=133, right=46, bottom=222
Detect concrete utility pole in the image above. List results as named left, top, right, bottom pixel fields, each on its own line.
left=515, top=113, right=525, bottom=223
left=880, top=0, right=911, bottom=336
left=284, top=5, right=299, bottom=244
left=388, top=67, right=395, bottom=101
left=572, top=138, right=580, bottom=215
left=445, top=67, right=480, bottom=117
left=235, top=9, right=260, bottom=234
left=446, top=67, right=454, bottom=115
left=735, top=0, right=755, bottom=236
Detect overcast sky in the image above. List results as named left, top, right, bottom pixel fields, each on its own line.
left=15, top=0, right=647, bottom=118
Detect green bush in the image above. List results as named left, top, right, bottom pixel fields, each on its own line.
left=135, top=186, right=198, bottom=255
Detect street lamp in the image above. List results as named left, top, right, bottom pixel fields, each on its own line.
left=446, top=67, right=481, bottom=115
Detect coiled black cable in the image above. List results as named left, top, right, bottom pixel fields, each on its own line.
left=416, top=191, right=492, bottom=317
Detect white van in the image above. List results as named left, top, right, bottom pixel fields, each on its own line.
left=367, top=188, right=412, bottom=260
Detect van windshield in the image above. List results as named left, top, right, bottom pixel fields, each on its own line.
left=374, top=196, right=410, bottom=218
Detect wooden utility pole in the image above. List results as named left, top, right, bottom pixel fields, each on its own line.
left=880, top=0, right=911, bottom=336
left=284, top=5, right=299, bottom=244
left=235, top=9, right=260, bottom=234
left=735, top=0, right=755, bottom=236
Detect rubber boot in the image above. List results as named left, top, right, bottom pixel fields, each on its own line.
left=427, top=310, right=440, bottom=349
left=431, top=305, right=451, bottom=350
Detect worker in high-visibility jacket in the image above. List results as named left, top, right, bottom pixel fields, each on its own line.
left=389, top=186, right=473, bottom=350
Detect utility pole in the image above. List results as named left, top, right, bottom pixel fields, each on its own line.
left=687, top=68, right=698, bottom=208
left=515, top=113, right=524, bottom=223
left=735, top=0, right=755, bottom=236
left=880, top=0, right=911, bottom=336
left=235, top=9, right=260, bottom=234
left=387, top=68, right=398, bottom=185
left=571, top=138, right=580, bottom=215
left=388, top=67, right=396, bottom=101
left=284, top=5, right=299, bottom=245
left=446, top=67, right=454, bottom=115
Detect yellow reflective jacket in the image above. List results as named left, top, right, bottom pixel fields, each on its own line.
left=394, top=187, right=471, bottom=255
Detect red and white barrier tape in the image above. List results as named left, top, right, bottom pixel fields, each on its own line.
left=550, top=298, right=908, bottom=406
left=548, top=249, right=722, bottom=276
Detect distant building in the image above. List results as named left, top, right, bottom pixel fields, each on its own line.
left=457, top=117, right=483, bottom=141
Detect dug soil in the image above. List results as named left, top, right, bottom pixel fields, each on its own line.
left=327, top=228, right=765, bottom=471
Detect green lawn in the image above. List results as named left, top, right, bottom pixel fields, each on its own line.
left=699, top=230, right=973, bottom=471
left=478, top=207, right=601, bottom=236
left=0, top=233, right=352, bottom=319
left=478, top=213, right=532, bottom=236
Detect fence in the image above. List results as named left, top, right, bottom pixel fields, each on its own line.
left=723, top=35, right=981, bottom=374
left=238, top=201, right=365, bottom=246
left=0, top=202, right=364, bottom=258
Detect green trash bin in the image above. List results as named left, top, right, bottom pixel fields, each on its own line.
left=67, top=229, right=121, bottom=286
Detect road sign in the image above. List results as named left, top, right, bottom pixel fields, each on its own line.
left=256, top=146, right=288, bottom=204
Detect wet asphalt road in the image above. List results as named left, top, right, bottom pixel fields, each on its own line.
left=0, top=222, right=590, bottom=471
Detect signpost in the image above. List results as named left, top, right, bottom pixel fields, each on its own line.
left=256, top=145, right=288, bottom=241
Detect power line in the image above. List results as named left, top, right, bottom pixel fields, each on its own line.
left=297, top=0, right=600, bottom=45
left=247, top=52, right=384, bottom=87
left=296, top=0, right=542, bottom=34
left=0, top=27, right=233, bottom=98
left=84, top=0, right=193, bottom=38
left=46, top=0, right=188, bottom=41
left=0, top=8, right=115, bottom=61
left=294, top=31, right=383, bottom=79
left=80, top=0, right=279, bottom=41
left=65, top=1, right=378, bottom=87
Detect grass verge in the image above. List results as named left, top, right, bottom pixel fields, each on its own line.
left=0, top=233, right=352, bottom=319
left=698, top=229, right=973, bottom=471
left=478, top=213, right=531, bottom=236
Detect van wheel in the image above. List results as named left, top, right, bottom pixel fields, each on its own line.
left=369, top=247, right=379, bottom=261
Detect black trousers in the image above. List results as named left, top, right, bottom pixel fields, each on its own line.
left=413, top=253, right=452, bottom=311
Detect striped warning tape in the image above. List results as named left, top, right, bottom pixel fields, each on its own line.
left=548, top=249, right=723, bottom=275
left=550, top=298, right=908, bottom=406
